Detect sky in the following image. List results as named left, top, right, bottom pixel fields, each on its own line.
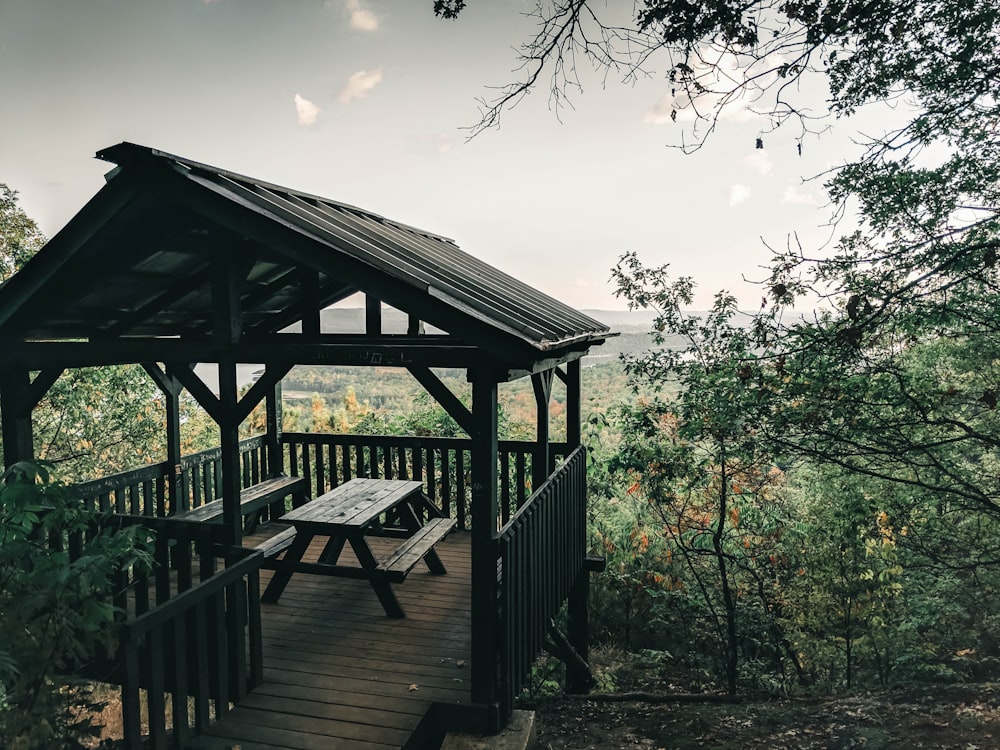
left=0, top=0, right=867, bottom=312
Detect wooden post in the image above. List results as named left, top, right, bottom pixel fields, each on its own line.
left=265, top=376, right=284, bottom=477
left=145, top=364, right=185, bottom=512
left=566, top=359, right=582, bottom=449
left=365, top=293, right=381, bottom=335
left=218, top=360, right=243, bottom=547
left=0, top=367, right=35, bottom=467
left=565, top=358, right=591, bottom=693
left=469, top=369, right=500, bottom=727
left=212, top=248, right=245, bottom=547
left=566, top=568, right=592, bottom=693
left=531, top=369, right=554, bottom=491
left=163, top=377, right=182, bottom=509
left=300, top=268, right=320, bottom=337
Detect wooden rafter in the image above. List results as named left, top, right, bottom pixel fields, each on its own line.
left=406, top=366, right=474, bottom=435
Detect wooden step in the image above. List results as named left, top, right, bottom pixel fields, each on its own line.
left=378, top=517, right=456, bottom=578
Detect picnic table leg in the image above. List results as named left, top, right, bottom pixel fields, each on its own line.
left=261, top=533, right=313, bottom=603
left=397, top=502, right=448, bottom=575
left=346, top=536, right=405, bottom=618
left=319, top=537, right=346, bottom=564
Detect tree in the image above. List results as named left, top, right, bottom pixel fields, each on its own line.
left=0, top=461, right=152, bottom=749
left=0, top=184, right=44, bottom=283
left=610, top=252, right=796, bottom=693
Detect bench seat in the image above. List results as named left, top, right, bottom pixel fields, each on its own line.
left=176, top=475, right=309, bottom=532
left=252, top=525, right=298, bottom=558
left=377, top=516, right=456, bottom=582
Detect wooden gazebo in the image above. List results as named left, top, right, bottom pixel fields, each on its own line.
left=0, top=144, right=609, bottom=748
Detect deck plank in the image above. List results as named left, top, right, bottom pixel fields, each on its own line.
left=192, top=531, right=472, bottom=749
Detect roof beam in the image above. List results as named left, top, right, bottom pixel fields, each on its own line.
left=3, top=335, right=490, bottom=370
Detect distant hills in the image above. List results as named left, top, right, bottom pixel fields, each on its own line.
left=580, top=309, right=685, bottom=362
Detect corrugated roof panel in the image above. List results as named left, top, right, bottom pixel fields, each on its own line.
left=141, top=147, right=609, bottom=350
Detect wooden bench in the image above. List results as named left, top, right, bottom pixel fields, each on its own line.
left=377, top=516, right=456, bottom=582
left=176, top=475, right=309, bottom=533
left=252, top=525, right=298, bottom=558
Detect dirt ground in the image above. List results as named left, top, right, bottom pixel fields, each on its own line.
left=530, top=682, right=1000, bottom=750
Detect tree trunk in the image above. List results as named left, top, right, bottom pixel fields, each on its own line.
left=715, top=451, right=739, bottom=695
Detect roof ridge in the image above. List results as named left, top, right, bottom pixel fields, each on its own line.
left=95, top=142, right=456, bottom=244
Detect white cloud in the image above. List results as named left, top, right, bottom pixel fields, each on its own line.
left=643, top=48, right=786, bottom=126
left=435, top=133, right=455, bottom=154
left=345, top=0, right=378, bottom=31
left=742, top=150, right=773, bottom=176
left=337, top=68, right=384, bottom=104
left=643, top=93, right=677, bottom=125
left=294, top=94, right=321, bottom=126
left=729, top=184, right=752, bottom=207
left=781, top=184, right=818, bottom=205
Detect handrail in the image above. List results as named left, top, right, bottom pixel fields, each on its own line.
left=495, top=445, right=587, bottom=721
left=73, top=435, right=267, bottom=497
left=113, top=522, right=263, bottom=750
left=124, top=547, right=261, bottom=639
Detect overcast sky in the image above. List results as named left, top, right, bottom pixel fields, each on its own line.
left=0, top=0, right=867, bottom=311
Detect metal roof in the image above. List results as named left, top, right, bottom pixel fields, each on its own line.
left=0, top=143, right=610, bottom=365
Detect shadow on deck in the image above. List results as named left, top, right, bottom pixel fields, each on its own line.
left=190, top=530, right=472, bottom=750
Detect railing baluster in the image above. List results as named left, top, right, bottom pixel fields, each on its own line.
left=191, top=465, right=202, bottom=509
left=456, top=449, right=467, bottom=528
left=515, top=453, right=527, bottom=509
left=500, top=450, right=511, bottom=525
left=147, top=628, right=167, bottom=747
left=316, top=443, right=326, bottom=495
left=302, top=443, right=313, bottom=497
left=170, top=616, right=190, bottom=747
left=192, top=604, right=211, bottom=732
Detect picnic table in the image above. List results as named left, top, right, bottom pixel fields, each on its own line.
left=260, top=478, right=456, bottom=618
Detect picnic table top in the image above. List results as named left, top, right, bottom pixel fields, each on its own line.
left=281, top=478, right=425, bottom=529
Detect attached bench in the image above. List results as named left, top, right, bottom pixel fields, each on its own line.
left=377, top=516, right=456, bottom=582
left=252, top=525, right=298, bottom=558
left=175, top=475, right=310, bottom=533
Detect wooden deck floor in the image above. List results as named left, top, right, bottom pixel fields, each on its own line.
left=190, top=529, right=473, bottom=750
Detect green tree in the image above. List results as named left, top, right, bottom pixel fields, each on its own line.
left=0, top=461, right=152, bottom=749
left=0, top=184, right=44, bottom=282
left=610, top=252, right=793, bottom=693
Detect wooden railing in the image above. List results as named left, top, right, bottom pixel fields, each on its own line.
left=282, top=432, right=570, bottom=530
left=494, top=446, right=588, bottom=719
left=84, top=516, right=263, bottom=750
left=72, top=436, right=270, bottom=517
left=73, top=433, right=571, bottom=531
